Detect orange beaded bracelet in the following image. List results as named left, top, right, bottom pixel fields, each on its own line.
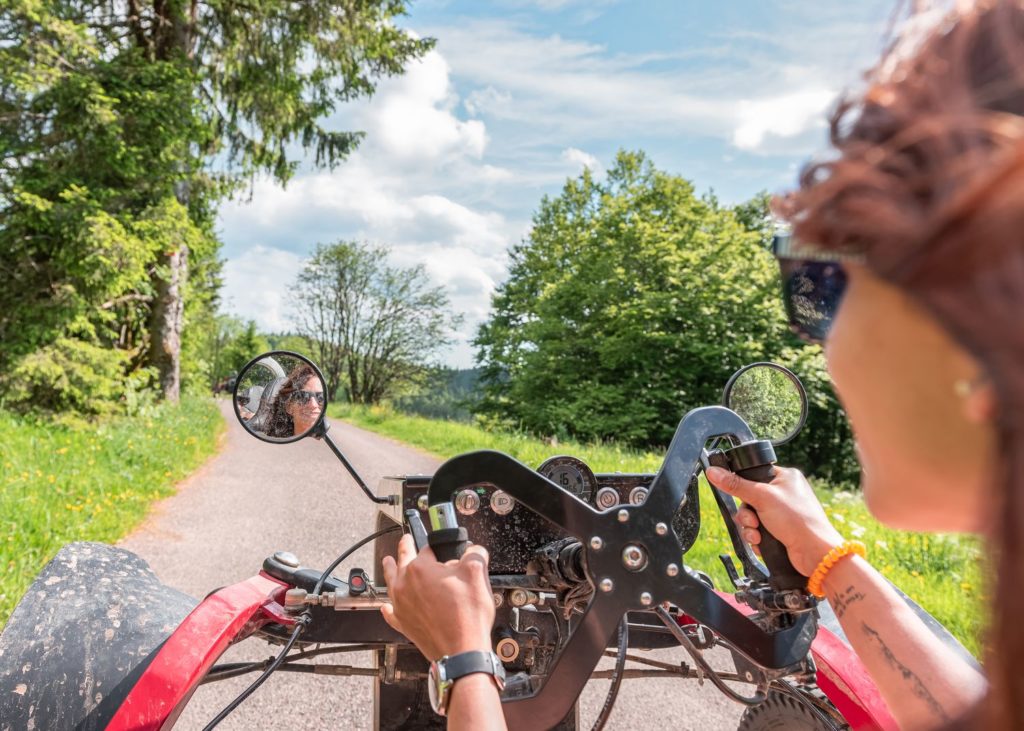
left=807, top=540, right=867, bottom=598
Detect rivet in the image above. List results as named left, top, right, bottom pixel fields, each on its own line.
left=617, top=509, right=629, bottom=523
left=599, top=578, right=614, bottom=593
left=590, top=536, right=604, bottom=551
left=640, top=592, right=653, bottom=606
left=655, top=522, right=668, bottom=536
left=666, top=563, right=679, bottom=577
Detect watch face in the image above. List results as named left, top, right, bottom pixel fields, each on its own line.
left=428, top=661, right=440, bottom=712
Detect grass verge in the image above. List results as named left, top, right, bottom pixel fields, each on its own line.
left=332, top=403, right=985, bottom=656
left=0, top=397, right=224, bottom=626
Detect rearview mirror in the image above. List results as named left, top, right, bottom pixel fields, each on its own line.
left=232, top=351, right=328, bottom=443
left=722, top=362, right=807, bottom=446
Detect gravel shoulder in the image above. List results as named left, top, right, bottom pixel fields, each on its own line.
left=120, top=401, right=744, bottom=730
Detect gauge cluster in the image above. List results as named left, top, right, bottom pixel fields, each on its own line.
left=400, top=454, right=701, bottom=575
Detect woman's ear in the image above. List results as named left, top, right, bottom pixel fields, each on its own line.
left=962, top=380, right=997, bottom=424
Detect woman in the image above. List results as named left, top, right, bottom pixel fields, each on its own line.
left=265, top=364, right=325, bottom=438
left=381, top=2, right=1024, bottom=728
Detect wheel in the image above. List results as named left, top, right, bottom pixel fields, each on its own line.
left=737, top=690, right=849, bottom=731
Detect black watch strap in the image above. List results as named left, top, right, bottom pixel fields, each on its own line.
left=443, top=651, right=506, bottom=687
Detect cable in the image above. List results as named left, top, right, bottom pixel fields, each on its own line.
left=654, top=606, right=769, bottom=706
left=313, top=524, right=402, bottom=596
left=202, top=615, right=309, bottom=730
left=203, top=526, right=401, bottom=727
left=590, top=617, right=628, bottom=731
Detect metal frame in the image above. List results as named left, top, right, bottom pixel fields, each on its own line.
left=427, top=406, right=817, bottom=731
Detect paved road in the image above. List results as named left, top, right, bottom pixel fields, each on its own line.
left=120, top=401, right=745, bottom=730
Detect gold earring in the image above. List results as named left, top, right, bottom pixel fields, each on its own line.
left=953, top=379, right=974, bottom=398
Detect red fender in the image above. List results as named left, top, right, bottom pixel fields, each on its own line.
left=710, top=591, right=896, bottom=731
left=106, top=573, right=290, bottom=731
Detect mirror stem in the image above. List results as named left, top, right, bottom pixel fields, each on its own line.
left=314, top=422, right=396, bottom=505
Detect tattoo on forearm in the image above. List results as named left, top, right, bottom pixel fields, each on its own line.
left=861, top=622, right=950, bottom=723
left=830, top=585, right=866, bottom=620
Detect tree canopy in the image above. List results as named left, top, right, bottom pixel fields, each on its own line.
left=292, top=240, right=462, bottom=405
left=474, top=151, right=859, bottom=483
left=0, top=0, right=430, bottom=414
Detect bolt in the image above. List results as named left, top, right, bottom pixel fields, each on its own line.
left=640, top=592, right=653, bottom=606
left=599, top=578, right=614, bottom=593
left=492, top=592, right=504, bottom=608
left=416, top=494, right=429, bottom=512
left=590, top=536, right=604, bottom=551
left=744, top=671, right=754, bottom=682
left=655, top=522, right=668, bottom=536
left=617, top=509, right=629, bottom=523
left=666, top=563, right=680, bottom=577
left=496, top=638, right=520, bottom=662
left=509, top=589, right=535, bottom=607
left=622, top=544, right=648, bottom=572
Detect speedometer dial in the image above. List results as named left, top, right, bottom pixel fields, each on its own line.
left=537, top=455, right=596, bottom=501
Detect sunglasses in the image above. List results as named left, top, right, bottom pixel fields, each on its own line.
left=772, top=233, right=862, bottom=345
left=288, top=390, right=325, bottom=406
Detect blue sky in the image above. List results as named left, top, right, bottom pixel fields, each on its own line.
left=217, top=0, right=896, bottom=367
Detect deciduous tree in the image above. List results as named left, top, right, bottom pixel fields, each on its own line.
left=292, top=241, right=462, bottom=404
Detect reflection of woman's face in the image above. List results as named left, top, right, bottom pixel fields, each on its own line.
left=284, top=376, right=324, bottom=435
left=824, top=264, right=996, bottom=534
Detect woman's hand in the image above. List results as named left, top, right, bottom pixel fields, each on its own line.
left=381, top=534, right=495, bottom=661
left=705, top=465, right=844, bottom=577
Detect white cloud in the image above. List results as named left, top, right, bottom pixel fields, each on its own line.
left=216, top=43, right=527, bottom=367
left=361, top=50, right=488, bottom=163
left=561, top=147, right=602, bottom=175
left=221, top=245, right=305, bottom=333
left=732, top=88, right=836, bottom=151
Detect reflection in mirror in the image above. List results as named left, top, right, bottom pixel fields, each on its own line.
left=725, top=364, right=806, bottom=445
left=234, top=353, right=327, bottom=443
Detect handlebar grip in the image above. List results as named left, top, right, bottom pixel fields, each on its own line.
left=428, top=527, right=468, bottom=563
left=735, top=462, right=807, bottom=592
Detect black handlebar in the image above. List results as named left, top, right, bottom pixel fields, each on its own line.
left=428, top=527, right=468, bottom=562
left=733, top=461, right=807, bottom=592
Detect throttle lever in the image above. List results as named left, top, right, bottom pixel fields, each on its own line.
left=427, top=502, right=468, bottom=563
left=404, top=509, right=429, bottom=553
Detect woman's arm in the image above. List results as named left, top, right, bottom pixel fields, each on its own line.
left=707, top=466, right=986, bottom=730
left=820, top=554, right=985, bottom=729
left=381, top=534, right=508, bottom=731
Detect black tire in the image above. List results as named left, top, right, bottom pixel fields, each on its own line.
left=737, top=691, right=847, bottom=731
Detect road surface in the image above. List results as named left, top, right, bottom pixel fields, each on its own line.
left=120, top=401, right=746, bottom=730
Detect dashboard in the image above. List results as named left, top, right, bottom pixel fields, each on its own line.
left=400, top=454, right=701, bottom=575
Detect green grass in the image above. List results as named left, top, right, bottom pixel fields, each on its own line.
left=0, top=397, right=224, bottom=625
left=332, top=403, right=986, bottom=656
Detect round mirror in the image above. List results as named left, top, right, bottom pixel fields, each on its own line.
left=232, top=351, right=328, bottom=444
left=722, top=362, right=808, bottom=445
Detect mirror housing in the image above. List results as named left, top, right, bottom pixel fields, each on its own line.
left=232, top=351, right=328, bottom=444
left=722, top=362, right=807, bottom=446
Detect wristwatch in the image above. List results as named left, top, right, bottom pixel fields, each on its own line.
left=428, top=650, right=506, bottom=716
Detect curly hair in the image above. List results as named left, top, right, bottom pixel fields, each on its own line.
left=265, top=364, right=318, bottom=439
left=779, top=2, right=1024, bottom=727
